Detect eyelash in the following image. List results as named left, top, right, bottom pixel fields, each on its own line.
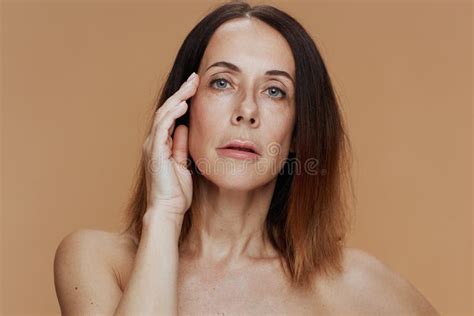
left=209, top=78, right=287, bottom=99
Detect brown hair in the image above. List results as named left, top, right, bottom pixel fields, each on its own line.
left=120, top=0, right=355, bottom=289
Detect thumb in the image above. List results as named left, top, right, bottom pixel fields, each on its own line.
left=172, top=124, right=189, bottom=168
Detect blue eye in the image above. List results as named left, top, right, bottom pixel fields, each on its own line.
left=266, top=87, right=287, bottom=99
left=210, top=78, right=230, bottom=89
left=209, top=77, right=287, bottom=100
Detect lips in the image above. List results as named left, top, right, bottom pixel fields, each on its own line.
left=224, top=145, right=255, bottom=153
left=218, top=139, right=261, bottom=155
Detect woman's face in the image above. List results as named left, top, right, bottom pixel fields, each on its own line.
left=189, top=17, right=296, bottom=190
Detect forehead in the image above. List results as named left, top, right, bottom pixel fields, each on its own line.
left=199, top=18, right=295, bottom=75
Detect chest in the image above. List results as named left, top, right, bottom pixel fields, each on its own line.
left=114, top=238, right=331, bottom=315
left=176, top=261, right=324, bottom=315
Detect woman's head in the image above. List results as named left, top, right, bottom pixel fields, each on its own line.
left=189, top=17, right=296, bottom=190
left=123, top=1, right=354, bottom=289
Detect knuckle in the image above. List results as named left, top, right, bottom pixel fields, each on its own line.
left=155, top=110, right=166, bottom=122
left=165, top=95, right=178, bottom=106
left=155, top=106, right=164, bottom=116
left=155, top=106, right=169, bottom=118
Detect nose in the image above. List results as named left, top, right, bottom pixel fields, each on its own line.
left=231, top=96, right=260, bottom=127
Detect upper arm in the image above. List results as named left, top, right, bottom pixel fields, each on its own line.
left=342, top=248, right=440, bottom=315
left=53, top=229, right=123, bottom=315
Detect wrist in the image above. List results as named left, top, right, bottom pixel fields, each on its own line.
left=143, top=208, right=184, bottom=235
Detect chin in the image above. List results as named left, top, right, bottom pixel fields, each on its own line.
left=211, top=174, right=265, bottom=191
left=191, top=151, right=279, bottom=189
left=195, top=162, right=273, bottom=191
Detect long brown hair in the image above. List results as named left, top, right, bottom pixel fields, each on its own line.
left=120, top=0, right=355, bottom=289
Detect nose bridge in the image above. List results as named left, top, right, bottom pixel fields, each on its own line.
left=231, top=82, right=259, bottom=126
left=240, top=84, right=258, bottom=111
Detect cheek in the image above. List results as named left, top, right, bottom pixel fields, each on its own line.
left=190, top=93, right=221, bottom=133
left=261, top=112, right=295, bottom=161
left=188, top=93, right=224, bottom=158
left=263, top=106, right=295, bottom=140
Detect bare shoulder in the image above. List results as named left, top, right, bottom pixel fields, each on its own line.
left=53, top=228, right=136, bottom=314
left=316, top=247, right=440, bottom=315
left=55, top=228, right=135, bottom=262
left=56, top=228, right=116, bottom=248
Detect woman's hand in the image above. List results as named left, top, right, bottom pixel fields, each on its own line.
left=142, top=72, right=199, bottom=220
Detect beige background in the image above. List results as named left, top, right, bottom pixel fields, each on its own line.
left=1, top=0, right=472, bottom=315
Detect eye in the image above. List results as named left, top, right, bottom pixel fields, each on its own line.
left=210, top=78, right=231, bottom=90
left=209, top=77, right=287, bottom=100
left=266, top=86, right=287, bottom=99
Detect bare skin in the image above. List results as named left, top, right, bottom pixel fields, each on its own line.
left=182, top=17, right=297, bottom=265
left=71, top=228, right=440, bottom=315
left=54, top=17, right=440, bottom=315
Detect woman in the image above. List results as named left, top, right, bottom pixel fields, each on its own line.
left=54, top=1, right=440, bottom=315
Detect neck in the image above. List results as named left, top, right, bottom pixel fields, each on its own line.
left=180, top=176, right=279, bottom=266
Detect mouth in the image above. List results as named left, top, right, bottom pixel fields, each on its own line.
left=217, top=139, right=261, bottom=159
left=216, top=147, right=260, bottom=160
left=218, top=139, right=260, bottom=155
left=223, top=146, right=257, bottom=153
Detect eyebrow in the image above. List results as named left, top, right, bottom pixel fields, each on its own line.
left=206, top=61, right=294, bottom=85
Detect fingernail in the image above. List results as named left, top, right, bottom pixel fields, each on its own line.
left=187, top=72, right=197, bottom=82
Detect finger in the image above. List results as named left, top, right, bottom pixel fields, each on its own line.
left=148, top=79, right=197, bottom=139
left=146, top=73, right=197, bottom=158
left=168, top=73, right=199, bottom=104
left=151, top=101, right=188, bottom=158
left=172, top=124, right=189, bottom=168
left=157, top=74, right=199, bottom=120
left=154, top=97, right=187, bottom=148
